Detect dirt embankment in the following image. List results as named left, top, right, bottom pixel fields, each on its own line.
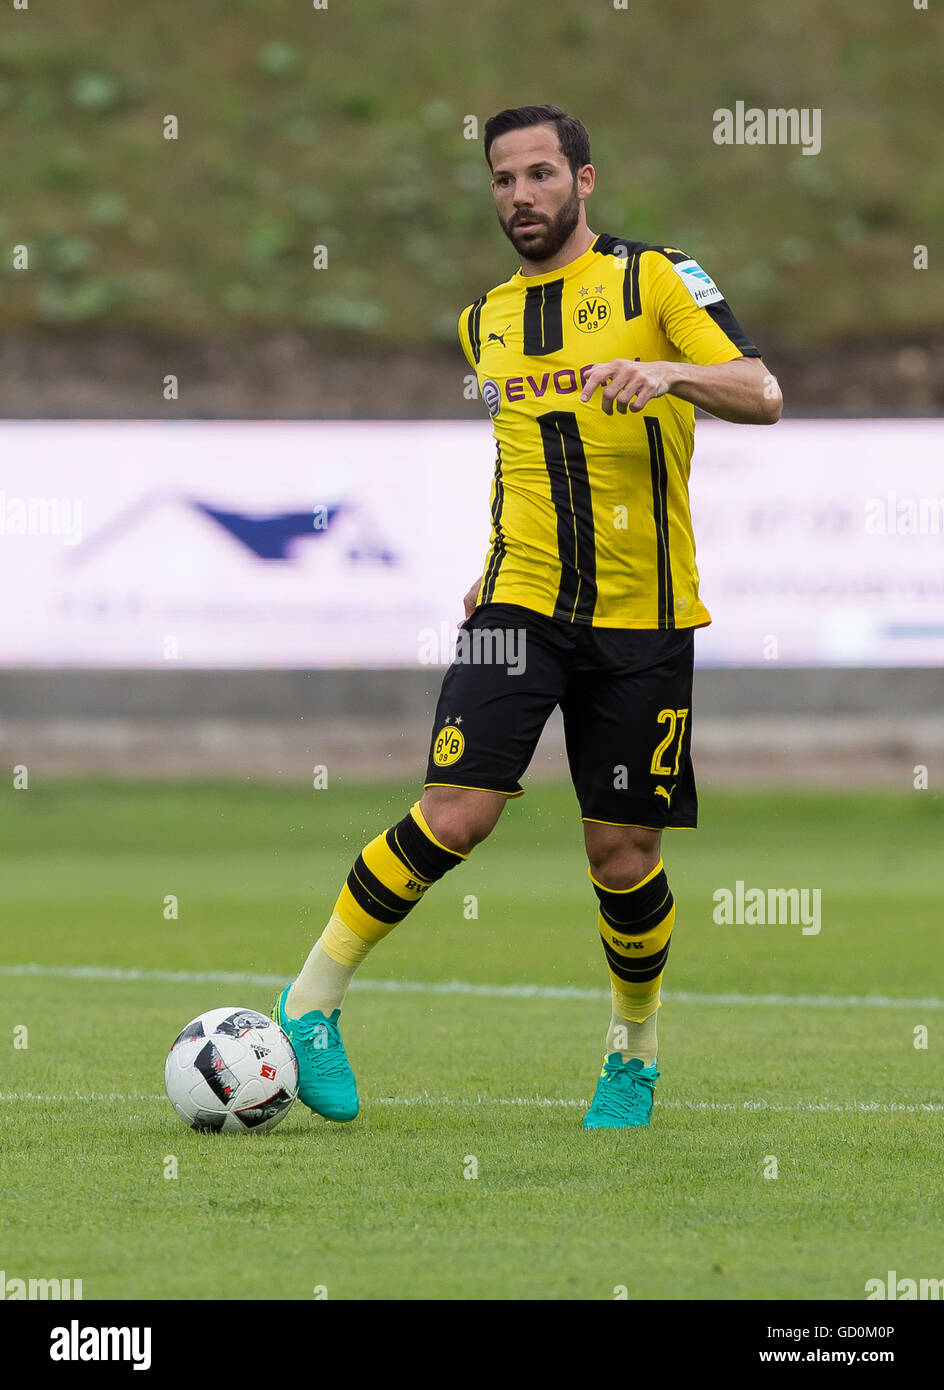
left=1, top=330, right=941, bottom=418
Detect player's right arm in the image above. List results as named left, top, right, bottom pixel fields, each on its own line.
left=580, top=247, right=780, bottom=421
left=580, top=353, right=780, bottom=423
left=646, top=247, right=782, bottom=420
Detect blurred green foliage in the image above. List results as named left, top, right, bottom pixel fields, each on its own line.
left=1, top=0, right=941, bottom=347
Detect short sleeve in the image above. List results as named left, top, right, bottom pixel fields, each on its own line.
left=457, top=311, right=474, bottom=369
left=644, top=249, right=761, bottom=365
left=458, top=300, right=484, bottom=370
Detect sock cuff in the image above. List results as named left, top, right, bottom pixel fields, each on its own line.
left=381, top=802, right=466, bottom=884
left=591, top=863, right=672, bottom=932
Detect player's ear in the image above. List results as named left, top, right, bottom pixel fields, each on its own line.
left=577, top=163, right=595, bottom=198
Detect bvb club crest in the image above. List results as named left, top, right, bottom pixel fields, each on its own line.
left=573, top=292, right=611, bottom=333
left=433, top=725, right=465, bottom=767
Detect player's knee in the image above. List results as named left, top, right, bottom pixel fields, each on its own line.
left=585, top=825, right=661, bottom=890
left=420, top=787, right=504, bottom=856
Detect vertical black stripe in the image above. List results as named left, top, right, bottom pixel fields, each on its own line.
left=466, top=295, right=486, bottom=365
left=537, top=411, right=597, bottom=623
left=523, top=280, right=564, bottom=355
left=622, top=251, right=641, bottom=321
left=481, top=442, right=506, bottom=603
left=589, top=233, right=643, bottom=320
left=645, top=416, right=674, bottom=629
left=523, top=286, right=544, bottom=355
left=538, top=279, right=563, bottom=353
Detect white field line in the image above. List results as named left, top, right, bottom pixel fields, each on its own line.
left=0, top=963, right=941, bottom=1012
left=0, top=1092, right=940, bottom=1113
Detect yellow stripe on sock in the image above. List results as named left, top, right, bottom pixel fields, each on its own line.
left=362, top=829, right=431, bottom=903
left=601, top=899, right=675, bottom=964
left=596, top=860, right=676, bottom=1016
left=332, top=882, right=392, bottom=943
left=329, top=807, right=466, bottom=951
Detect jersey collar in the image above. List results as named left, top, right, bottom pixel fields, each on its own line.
left=512, top=240, right=599, bottom=287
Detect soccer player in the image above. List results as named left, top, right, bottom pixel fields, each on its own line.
left=274, top=104, right=781, bottom=1128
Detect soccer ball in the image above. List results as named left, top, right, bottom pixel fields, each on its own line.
left=165, top=1006, right=299, bottom=1134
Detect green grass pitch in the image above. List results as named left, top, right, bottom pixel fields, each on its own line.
left=1, top=779, right=941, bottom=1301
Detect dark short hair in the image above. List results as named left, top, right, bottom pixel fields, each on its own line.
left=483, top=105, right=591, bottom=177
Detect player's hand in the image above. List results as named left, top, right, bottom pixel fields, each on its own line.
left=580, top=359, right=678, bottom=415
left=461, top=577, right=481, bottom=624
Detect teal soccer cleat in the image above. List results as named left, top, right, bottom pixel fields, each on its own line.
left=583, top=1053, right=660, bottom=1129
left=272, top=987, right=359, bottom=1122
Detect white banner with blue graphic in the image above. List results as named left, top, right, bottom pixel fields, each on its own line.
left=0, top=418, right=941, bottom=667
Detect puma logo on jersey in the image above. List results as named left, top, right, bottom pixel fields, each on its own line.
left=655, top=784, right=676, bottom=805
left=486, top=326, right=511, bottom=346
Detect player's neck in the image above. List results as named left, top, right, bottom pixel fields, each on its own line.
left=518, top=224, right=596, bottom=278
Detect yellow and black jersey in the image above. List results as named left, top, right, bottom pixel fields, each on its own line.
left=458, top=233, right=760, bottom=629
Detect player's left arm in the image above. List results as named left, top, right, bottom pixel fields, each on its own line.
left=580, top=249, right=782, bottom=423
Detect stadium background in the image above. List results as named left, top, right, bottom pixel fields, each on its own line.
left=1, top=0, right=942, bottom=1305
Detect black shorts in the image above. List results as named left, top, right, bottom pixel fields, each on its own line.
left=424, top=603, right=698, bottom=828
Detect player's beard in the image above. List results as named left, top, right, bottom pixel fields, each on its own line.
left=498, top=178, right=581, bottom=262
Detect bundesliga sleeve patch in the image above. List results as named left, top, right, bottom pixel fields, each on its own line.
left=672, top=258, right=725, bottom=307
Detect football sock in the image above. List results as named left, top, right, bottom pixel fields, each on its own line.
left=287, top=801, right=466, bottom=1017
left=286, top=923, right=363, bottom=1017
left=591, top=858, right=675, bottom=1067
left=606, top=987, right=661, bottom=1068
